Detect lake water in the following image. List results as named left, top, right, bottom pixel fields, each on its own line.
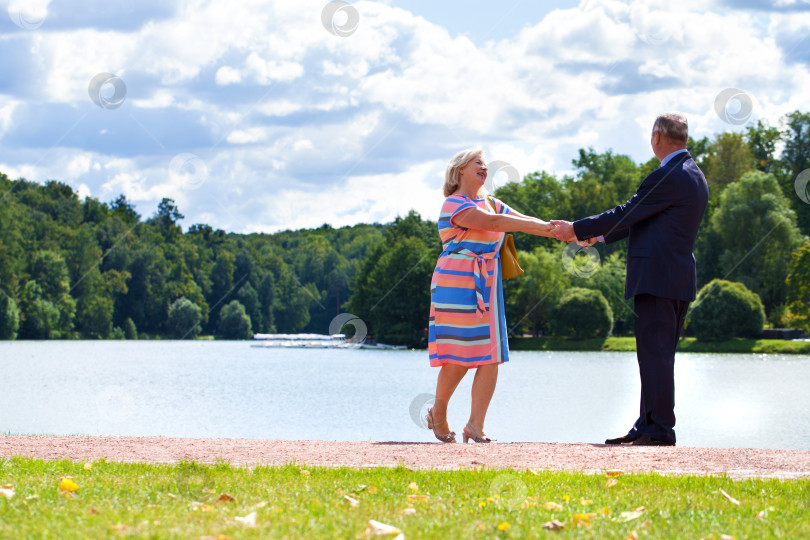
left=1, top=341, right=808, bottom=450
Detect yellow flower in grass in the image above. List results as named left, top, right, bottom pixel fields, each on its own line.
left=497, top=522, right=510, bottom=531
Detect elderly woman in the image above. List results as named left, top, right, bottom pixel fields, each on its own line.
left=426, top=148, right=554, bottom=443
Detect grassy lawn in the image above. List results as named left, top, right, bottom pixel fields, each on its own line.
left=1, top=458, right=808, bottom=538
left=509, top=336, right=810, bottom=354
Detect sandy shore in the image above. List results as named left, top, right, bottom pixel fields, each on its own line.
left=2, top=436, right=810, bottom=480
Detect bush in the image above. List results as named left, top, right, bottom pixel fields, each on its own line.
left=122, top=317, right=138, bottom=340
left=217, top=300, right=253, bottom=340
left=0, top=293, right=20, bottom=340
left=687, top=279, right=765, bottom=341
left=166, top=297, right=202, bottom=339
left=550, top=287, right=613, bottom=340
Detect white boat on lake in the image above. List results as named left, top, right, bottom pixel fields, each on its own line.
left=251, top=333, right=352, bottom=348
left=251, top=333, right=407, bottom=349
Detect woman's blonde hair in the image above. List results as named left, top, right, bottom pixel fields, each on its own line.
left=443, top=148, right=483, bottom=197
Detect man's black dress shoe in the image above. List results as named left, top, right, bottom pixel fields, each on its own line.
left=627, top=436, right=675, bottom=447
left=604, top=434, right=636, bottom=445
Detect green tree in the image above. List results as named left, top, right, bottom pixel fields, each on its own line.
left=0, top=292, right=20, bottom=339
left=785, top=242, right=810, bottom=333
left=503, top=246, right=570, bottom=337
left=348, top=235, right=436, bottom=347
left=494, top=171, right=568, bottom=252
left=217, top=300, right=253, bottom=340
left=572, top=251, right=634, bottom=335
left=122, top=317, right=138, bottom=340
left=549, top=287, right=613, bottom=340
left=702, top=132, right=755, bottom=196
left=166, top=297, right=202, bottom=339
left=687, top=279, right=765, bottom=341
left=76, top=294, right=113, bottom=339
left=780, top=111, right=810, bottom=236
left=746, top=119, right=782, bottom=174
left=710, top=171, right=805, bottom=312
left=18, top=281, right=60, bottom=339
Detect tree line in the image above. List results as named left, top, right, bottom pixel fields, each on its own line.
left=0, top=111, right=808, bottom=345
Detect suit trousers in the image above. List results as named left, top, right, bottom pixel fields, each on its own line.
left=627, top=294, right=689, bottom=445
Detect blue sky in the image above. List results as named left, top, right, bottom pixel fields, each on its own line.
left=1, top=0, right=809, bottom=232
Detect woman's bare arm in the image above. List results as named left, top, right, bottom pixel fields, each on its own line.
left=452, top=207, right=554, bottom=236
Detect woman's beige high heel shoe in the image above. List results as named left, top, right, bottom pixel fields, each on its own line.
left=426, top=408, right=456, bottom=443
left=463, top=423, right=494, bottom=443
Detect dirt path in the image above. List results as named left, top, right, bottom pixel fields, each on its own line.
left=2, top=437, right=810, bottom=479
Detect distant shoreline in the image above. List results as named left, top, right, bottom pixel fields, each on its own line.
left=508, top=336, right=810, bottom=355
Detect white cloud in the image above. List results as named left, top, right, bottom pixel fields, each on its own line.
left=215, top=66, right=242, bottom=85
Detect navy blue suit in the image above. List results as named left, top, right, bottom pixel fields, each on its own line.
left=573, top=151, right=708, bottom=444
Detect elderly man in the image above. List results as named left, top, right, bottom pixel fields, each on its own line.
left=551, top=113, right=709, bottom=446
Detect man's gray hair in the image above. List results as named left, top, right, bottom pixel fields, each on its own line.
left=653, top=113, right=688, bottom=143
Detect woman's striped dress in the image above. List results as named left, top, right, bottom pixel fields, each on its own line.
left=428, top=194, right=511, bottom=367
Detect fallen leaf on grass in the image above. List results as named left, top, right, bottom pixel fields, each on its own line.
left=234, top=512, right=257, bottom=527
left=83, top=463, right=92, bottom=470
left=88, top=507, right=99, bottom=515
left=606, top=479, right=619, bottom=488
left=109, top=524, right=129, bottom=532
left=601, top=506, right=612, bottom=517
left=542, top=519, right=565, bottom=531
left=406, top=494, right=430, bottom=503
left=360, top=519, right=403, bottom=538
left=719, top=488, right=740, bottom=506
left=0, top=486, right=14, bottom=499
left=572, top=513, right=596, bottom=527
left=580, top=498, right=593, bottom=505
left=398, top=508, right=416, bottom=516
left=199, top=536, right=231, bottom=540
left=59, top=479, right=79, bottom=492
left=756, top=509, right=767, bottom=519
left=217, top=493, right=236, bottom=503
left=527, top=468, right=541, bottom=476
left=606, top=469, right=624, bottom=478
left=300, top=470, right=310, bottom=477
left=408, top=482, right=419, bottom=493
left=544, top=501, right=562, bottom=510
left=626, top=532, right=638, bottom=540
left=367, top=486, right=378, bottom=494
left=343, top=495, right=360, bottom=507
left=618, top=509, right=645, bottom=522
left=721, top=535, right=736, bottom=540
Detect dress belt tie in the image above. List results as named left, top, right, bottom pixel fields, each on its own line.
left=441, top=246, right=499, bottom=318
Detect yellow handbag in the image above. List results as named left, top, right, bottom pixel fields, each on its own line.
left=487, top=197, right=524, bottom=279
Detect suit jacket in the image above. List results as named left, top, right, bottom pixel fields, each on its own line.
left=573, top=152, right=709, bottom=302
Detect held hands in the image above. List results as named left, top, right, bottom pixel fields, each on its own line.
left=549, top=220, right=597, bottom=247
